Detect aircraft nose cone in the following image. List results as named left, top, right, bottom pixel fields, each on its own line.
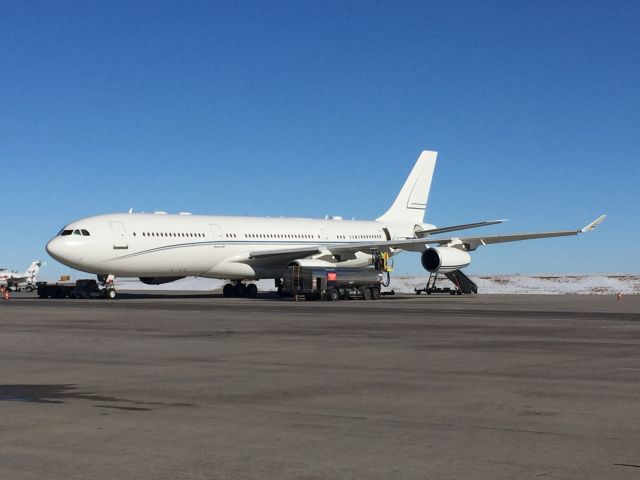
left=46, top=237, right=66, bottom=262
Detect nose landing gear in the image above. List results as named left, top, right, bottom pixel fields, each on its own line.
left=98, top=274, right=117, bottom=300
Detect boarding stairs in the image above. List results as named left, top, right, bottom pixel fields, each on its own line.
left=444, top=270, right=478, bottom=294
left=415, top=270, right=478, bottom=295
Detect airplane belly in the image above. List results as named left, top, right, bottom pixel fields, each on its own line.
left=96, top=243, right=229, bottom=277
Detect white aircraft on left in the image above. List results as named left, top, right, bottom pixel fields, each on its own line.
left=0, top=261, right=42, bottom=291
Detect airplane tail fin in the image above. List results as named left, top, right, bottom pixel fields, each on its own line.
left=25, top=261, right=41, bottom=278
left=376, top=150, right=437, bottom=224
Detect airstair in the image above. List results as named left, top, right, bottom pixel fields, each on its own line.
left=444, top=270, right=478, bottom=294
left=415, top=270, right=478, bottom=295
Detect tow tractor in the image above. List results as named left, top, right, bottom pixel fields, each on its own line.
left=37, top=275, right=117, bottom=299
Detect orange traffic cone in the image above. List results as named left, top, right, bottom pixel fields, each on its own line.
left=3, top=290, right=9, bottom=301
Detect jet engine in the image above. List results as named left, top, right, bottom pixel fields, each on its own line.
left=421, top=247, right=471, bottom=273
left=138, top=276, right=185, bottom=285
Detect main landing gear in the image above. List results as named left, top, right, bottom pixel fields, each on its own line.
left=223, top=281, right=258, bottom=298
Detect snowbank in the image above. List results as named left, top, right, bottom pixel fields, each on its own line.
left=390, top=275, right=639, bottom=295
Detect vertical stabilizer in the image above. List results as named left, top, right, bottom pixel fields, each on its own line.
left=25, top=261, right=41, bottom=278
left=376, top=150, right=437, bottom=224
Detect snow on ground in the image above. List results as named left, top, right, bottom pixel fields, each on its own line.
left=116, top=274, right=640, bottom=295
left=390, top=275, right=640, bottom=295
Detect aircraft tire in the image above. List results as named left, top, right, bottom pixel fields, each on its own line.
left=223, top=283, right=234, bottom=297
left=246, top=283, right=258, bottom=298
left=234, top=283, right=247, bottom=297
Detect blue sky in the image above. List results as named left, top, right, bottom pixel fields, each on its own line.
left=1, top=0, right=638, bottom=279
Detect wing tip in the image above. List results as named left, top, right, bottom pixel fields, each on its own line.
left=581, top=214, right=607, bottom=233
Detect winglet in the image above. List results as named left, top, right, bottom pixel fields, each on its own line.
left=580, top=215, right=607, bottom=233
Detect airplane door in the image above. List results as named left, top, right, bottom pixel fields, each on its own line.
left=319, top=228, right=328, bottom=240
left=209, top=224, right=225, bottom=248
left=109, top=221, right=128, bottom=249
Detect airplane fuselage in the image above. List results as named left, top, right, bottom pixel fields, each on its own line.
left=46, top=213, right=432, bottom=280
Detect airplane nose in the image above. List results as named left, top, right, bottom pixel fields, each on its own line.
left=46, top=237, right=66, bottom=262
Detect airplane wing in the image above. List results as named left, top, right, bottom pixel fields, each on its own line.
left=423, top=214, right=607, bottom=251
left=415, top=219, right=507, bottom=237
left=333, top=215, right=607, bottom=253
left=249, top=246, right=323, bottom=260
left=244, top=215, right=606, bottom=262
left=246, top=218, right=506, bottom=262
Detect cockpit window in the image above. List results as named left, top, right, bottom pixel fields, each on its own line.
left=81, top=229, right=90, bottom=236
left=73, top=229, right=82, bottom=235
left=60, top=230, right=73, bottom=236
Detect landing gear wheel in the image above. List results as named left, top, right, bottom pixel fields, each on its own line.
left=362, top=288, right=372, bottom=301
left=25, top=285, right=33, bottom=292
left=371, top=287, right=380, bottom=300
left=223, top=283, right=234, bottom=298
left=106, top=288, right=117, bottom=300
left=246, top=283, right=258, bottom=298
left=234, top=283, right=247, bottom=297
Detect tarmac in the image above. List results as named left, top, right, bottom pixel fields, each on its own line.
left=1, top=293, right=639, bottom=479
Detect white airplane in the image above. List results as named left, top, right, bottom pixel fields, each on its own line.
left=0, top=261, right=42, bottom=291
left=46, top=151, right=605, bottom=299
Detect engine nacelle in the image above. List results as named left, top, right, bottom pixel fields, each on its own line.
left=138, top=276, right=185, bottom=285
left=421, top=247, right=471, bottom=273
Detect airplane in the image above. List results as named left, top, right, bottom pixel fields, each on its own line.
left=45, top=151, right=606, bottom=299
left=0, top=261, right=42, bottom=291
